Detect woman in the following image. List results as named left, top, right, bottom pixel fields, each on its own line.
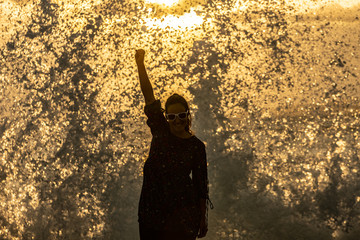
left=136, top=49, right=213, bottom=240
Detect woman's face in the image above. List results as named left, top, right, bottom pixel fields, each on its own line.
left=166, top=103, right=188, bottom=134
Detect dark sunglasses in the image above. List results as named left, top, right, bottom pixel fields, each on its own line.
left=165, top=111, right=189, bottom=121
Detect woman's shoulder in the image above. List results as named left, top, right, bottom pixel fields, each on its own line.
left=145, top=99, right=160, bottom=106
left=144, top=99, right=161, bottom=110
left=144, top=99, right=165, bottom=116
left=191, top=135, right=206, bottom=148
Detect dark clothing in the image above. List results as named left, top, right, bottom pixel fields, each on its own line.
left=139, top=222, right=196, bottom=240
left=138, top=99, right=210, bottom=238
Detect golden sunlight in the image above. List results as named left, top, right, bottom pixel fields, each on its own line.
left=143, top=9, right=204, bottom=29
left=291, top=0, right=360, bottom=10
left=232, top=0, right=360, bottom=13
left=144, top=0, right=180, bottom=7
left=337, top=0, right=360, bottom=7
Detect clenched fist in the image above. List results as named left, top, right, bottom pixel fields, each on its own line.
left=135, top=49, right=145, bottom=65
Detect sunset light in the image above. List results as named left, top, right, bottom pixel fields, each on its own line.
left=143, top=9, right=204, bottom=29
left=144, top=0, right=179, bottom=7
left=1, top=0, right=360, bottom=239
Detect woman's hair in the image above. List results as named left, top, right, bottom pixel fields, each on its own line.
left=165, top=93, right=192, bottom=134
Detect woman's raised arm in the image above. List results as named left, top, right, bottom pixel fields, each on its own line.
left=135, top=49, right=155, bottom=105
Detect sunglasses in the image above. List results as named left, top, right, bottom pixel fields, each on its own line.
left=165, top=111, right=189, bottom=121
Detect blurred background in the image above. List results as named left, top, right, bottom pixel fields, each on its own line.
left=0, top=0, right=359, bottom=239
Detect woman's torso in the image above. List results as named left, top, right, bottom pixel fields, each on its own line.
left=139, top=130, right=202, bottom=231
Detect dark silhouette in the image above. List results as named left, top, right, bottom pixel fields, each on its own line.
left=136, top=49, right=213, bottom=240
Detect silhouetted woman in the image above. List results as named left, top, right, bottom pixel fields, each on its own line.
left=136, top=49, right=213, bottom=240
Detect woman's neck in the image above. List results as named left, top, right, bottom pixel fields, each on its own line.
left=170, top=129, right=193, bottom=139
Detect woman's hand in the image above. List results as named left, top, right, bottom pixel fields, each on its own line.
left=135, top=49, right=145, bottom=65
left=197, top=216, right=208, bottom=238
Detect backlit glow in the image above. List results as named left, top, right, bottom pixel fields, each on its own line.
left=143, top=9, right=204, bottom=29
left=1, top=0, right=360, bottom=239
left=145, top=0, right=179, bottom=7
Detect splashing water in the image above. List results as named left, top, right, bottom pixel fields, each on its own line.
left=1, top=0, right=360, bottom=239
